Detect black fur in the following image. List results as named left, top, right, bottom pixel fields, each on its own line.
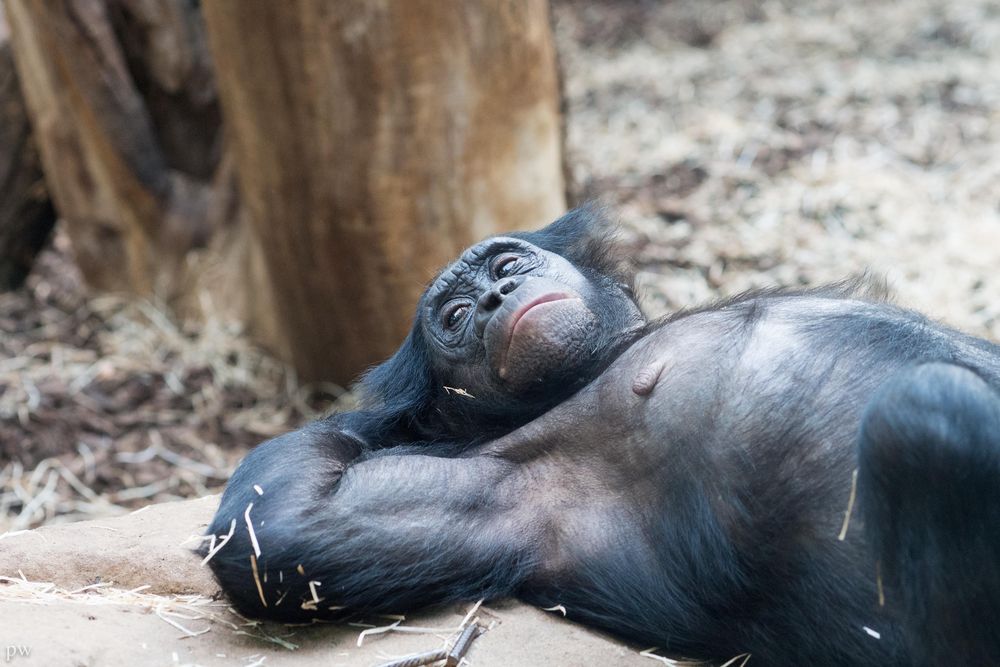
left=204, top=208, right=1000, bottom=665
left=859, top=363, right=1000, bottom=667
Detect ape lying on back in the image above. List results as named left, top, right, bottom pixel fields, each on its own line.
left=204, top=207, right=1000, bottom=666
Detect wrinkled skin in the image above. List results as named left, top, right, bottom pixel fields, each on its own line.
left=421, top=234, right=640, bottom=399
left=343, top=206, right=644, bottom=444
left=205, top=211, right=1000, bottom=666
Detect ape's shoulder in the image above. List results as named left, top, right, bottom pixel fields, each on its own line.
left=648, top=274, right=892, bottom=332
left=610, top=288, right=922, bottom=406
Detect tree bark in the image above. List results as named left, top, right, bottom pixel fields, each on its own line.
left=4, top=0, right=230, bottom=296
left=8, top=0, right=565, bottom=384
left=4, top=0, right=279, bottom=346
left=201, top=0, right=565, bottom=382
left=0, top=9, right=55, bottom=290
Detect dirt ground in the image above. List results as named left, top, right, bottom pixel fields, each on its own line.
left=2, top=1, right=1000, bottom=665
left=555, top=0, right=1000, bottom=330
left=3, top=0, right=1000, bottom=533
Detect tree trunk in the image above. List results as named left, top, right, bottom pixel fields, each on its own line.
left=4, top=0, right=279, bottom=344
left=8, top=0, right=565, bottom=384
left=201, top=0, right=565, bottom=382
left=0, top=8, right=55, bottom=290
left=4, top=0, right=233, bottom=295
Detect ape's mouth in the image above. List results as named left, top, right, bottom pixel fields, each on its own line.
left=497, top=293, right=583, bottom=379
left=508, top=293, right=575, bottom=337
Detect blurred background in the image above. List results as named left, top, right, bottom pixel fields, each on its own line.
left=1, top=0, right=998, bottom=532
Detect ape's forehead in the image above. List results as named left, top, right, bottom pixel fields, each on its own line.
left=424, top=236, right=537, bottom=304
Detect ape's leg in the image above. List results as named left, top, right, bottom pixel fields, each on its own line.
left=858, top=363, right=1000, bottom=666
left=203, top=422, right=534, bottom=621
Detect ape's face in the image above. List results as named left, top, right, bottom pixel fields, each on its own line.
left=420, top=235, right=642, bottom=398
left=356, top=206, right=645, bottom=439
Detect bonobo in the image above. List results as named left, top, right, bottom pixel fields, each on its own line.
left=341, top=205, right=643, bottom=446
left=204, top=208, right=1000, bottom=666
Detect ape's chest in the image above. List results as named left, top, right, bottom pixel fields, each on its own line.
left=575, top=314, right=887, bottom=486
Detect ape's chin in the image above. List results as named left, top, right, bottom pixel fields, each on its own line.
left=495, top=298, right=598, bottom=390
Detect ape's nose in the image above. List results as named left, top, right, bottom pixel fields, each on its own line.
left=474, top=276, right=522, bottom=338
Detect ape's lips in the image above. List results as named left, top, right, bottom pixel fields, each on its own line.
left=509, top=292, right=575, bottom=336
left=498, top=292, right=578, bottom=378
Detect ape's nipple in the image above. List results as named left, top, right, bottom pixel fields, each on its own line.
left=632, top=359, right=666, bottom=396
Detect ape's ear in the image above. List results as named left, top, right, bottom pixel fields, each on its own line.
left=513, top=203, right=632, bottom=281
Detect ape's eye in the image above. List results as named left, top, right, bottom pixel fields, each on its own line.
left=491, top=254, right=520, bottom=279
left=442, top=302, right=470, bottom=330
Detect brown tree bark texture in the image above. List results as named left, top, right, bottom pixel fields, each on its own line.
left=4, top=0, right=285, bottom=356
left=0, top=10, right=55, bottom=290
left=201, top=0, right=566, bottom=382
left=4, top=0, right=227, bottom=296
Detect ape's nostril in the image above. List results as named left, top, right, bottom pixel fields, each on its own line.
left=499, top=280, right=517, bottom=295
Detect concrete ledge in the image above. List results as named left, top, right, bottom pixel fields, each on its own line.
left=0, top=497, right=648, bottom=666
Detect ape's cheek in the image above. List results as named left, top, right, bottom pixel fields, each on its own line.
left=497, top=300, right=597, bottom=388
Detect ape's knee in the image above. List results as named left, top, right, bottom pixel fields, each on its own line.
left=858, top=363, right=1000, bottom=541
left=858, top=362, right=1000, bottom=666
left=859, top=363, right=1000, bottom=491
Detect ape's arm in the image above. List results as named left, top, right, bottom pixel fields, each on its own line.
left=203, top=422, right=536, bottom=620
